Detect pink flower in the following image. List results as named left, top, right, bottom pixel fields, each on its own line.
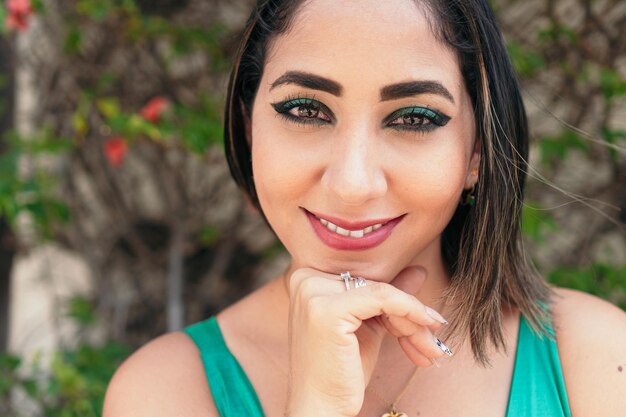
left=103, top=137, right=128, bottom=167
left=5, top=0, right=33, bottom=31
left=140, top=96, right=171, bottom=123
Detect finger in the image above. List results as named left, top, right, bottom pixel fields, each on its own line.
left=289, top=269, right=448, bottom=330
left=386, top=313, right=445, bottom=337
left=331, top=281, right=440, bottom=327
left=398, top=336, right=434, bottom=367
left=288, top=268, right=349, bottom=301
left=406, top=326, right=448, bottom=358
left=381, top=314, right=403, bottom=338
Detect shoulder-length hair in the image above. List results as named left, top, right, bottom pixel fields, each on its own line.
left=223, top=0, right=553, bottom=365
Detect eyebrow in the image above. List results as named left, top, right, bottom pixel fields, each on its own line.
left=269, top=70, right=455, bottom=104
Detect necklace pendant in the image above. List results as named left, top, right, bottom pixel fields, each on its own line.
left=382, top=411, right=408, bottom=417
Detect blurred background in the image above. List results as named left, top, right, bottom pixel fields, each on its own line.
left=0, top=0, right=624, bottom=415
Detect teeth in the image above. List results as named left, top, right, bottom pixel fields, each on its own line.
left=335, top=226, right=350, bottom=236
left=349, top=229, right=364, bottom=238
left=318, top=217, right=385, bottom=238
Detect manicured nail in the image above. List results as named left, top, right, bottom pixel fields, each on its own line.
left=425, top=306, right=448, bottom=325
left=430, top=358, right=441, bottom=368
left=435, top=338, right=454, bottom=357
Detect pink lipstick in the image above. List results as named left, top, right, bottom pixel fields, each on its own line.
left=304, top=209, right=405, bottom=251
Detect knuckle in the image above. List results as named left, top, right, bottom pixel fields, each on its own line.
left=306, top=296, right=328, bottom=320
left=290, top=269, right=318, bottom=297
left=297, top=276, right=317, bottom=296
left=370, top=282, right=392, bottom=300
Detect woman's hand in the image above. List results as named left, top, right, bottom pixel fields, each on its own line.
left=285, top=267, right=449, bottom=417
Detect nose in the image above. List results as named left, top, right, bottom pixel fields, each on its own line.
left=321, top=127, right=388, bottom=206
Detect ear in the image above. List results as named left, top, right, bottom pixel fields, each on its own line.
left=240, top=99, right=252, bottom=148
left=465, top=137, right=481, bottom=189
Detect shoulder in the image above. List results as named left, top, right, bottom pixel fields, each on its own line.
left=102, top=330, right=219, bottom=417
left=551, top=287, right=626, bottom=415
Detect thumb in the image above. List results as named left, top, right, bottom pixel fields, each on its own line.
left=389, top=266, right=427, bottom=297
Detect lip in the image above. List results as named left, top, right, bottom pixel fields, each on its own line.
left=304, top=208, right=405, bottom=251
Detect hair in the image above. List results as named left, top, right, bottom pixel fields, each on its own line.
left=223, top=0, right=554, bottom=365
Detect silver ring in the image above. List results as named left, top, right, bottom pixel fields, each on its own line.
left=340, top=272, right=352, bottom=291
left=354, top=276, right=367, bottom=288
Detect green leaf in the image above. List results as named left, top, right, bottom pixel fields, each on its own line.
left=538, top=130, right=588, bottom=167
left=0, top=352, right=21, bottom=373
left=22, top=378, right=40, bottom=398
left=63, top=25, right=83, bottom=54
left=72, top=112, right=89, bottom=136
left=599, top=68, right=626, bottom=100
left=75, top=0, right=117, bottom=21
left=601, top=126, right=626, bottom=161
left=96, top=97, right=121, bottom=120
left=0, top=5, right=7, bottom=34
left=66, top=296, right=96, bottom=326
left=549, top=264, right=626, bottom=310
left=198, top=226, right=220, bottom=246
left=521, top=203, right=558, bottom=243
left=507, top=41, right=545, bottom=78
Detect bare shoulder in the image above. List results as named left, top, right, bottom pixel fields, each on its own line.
left=102, top=331, right=218, bottom=417
left=551, top=287, right=626, bottom=415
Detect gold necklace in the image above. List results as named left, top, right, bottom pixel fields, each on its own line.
left=366, top=366, right=420, bottom=417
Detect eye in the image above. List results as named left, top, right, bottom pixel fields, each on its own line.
left=385, top=106, right=450, bottom=133
left=271, top=96, right=333, bottom=126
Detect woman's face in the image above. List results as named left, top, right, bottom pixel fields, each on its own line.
left=250, top=0, right=479, bottom=281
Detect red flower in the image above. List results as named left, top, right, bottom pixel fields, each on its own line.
left=5, top=0, right=33, bottom=31
left=140, top=96, right=171, bottom=123
left=103, top=137, right=128, bottom=167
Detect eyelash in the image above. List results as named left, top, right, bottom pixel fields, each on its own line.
left=270, top=95, right=451, bottom=133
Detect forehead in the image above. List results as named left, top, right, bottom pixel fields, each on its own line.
left=263, top=0, right=464, bottom=98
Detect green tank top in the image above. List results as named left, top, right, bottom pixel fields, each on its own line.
left=184, top=314, right=571, bottom=416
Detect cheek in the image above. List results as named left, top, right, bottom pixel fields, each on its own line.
left=250, top=116, right=314, bottom=231
left=393, top=139, right=469, bottom=209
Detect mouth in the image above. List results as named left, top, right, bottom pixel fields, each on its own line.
left=303, top=208, right=405, bottom=250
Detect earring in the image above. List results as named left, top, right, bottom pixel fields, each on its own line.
left=461, top=167, right=478, bottom=206
left=462, top=185, right=476, bottom=206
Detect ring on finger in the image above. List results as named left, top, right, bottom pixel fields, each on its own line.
left=340, top=272, right=352, bottom=291
left=354, top=276, right=367, bottom=288
left=340, top=272, right=367, bottom=291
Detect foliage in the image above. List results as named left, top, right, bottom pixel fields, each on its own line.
left=0, top=129, right=72, bottom=238
left=549, top=264, right=626, bottom=311
left=0, top=298, right=130, bottom=417
left=503, top=0, right=626, bottom=297
left=0, top=0, right=228, bottom=242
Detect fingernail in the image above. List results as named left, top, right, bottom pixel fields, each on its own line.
left=430, top=358, right=441, bottom=368
left=425, top=306, right=448, bottom=325
left=435, top=338, right=454, bottom=357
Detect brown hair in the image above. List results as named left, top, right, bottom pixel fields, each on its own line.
left=223, top=0, right=554, bottom=365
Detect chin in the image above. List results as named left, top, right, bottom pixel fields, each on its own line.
left=291, top=252, right=412, bottom=283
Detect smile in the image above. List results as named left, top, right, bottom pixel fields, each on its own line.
left=317, top=217, right=385, bottom=238
left=304, top=209, right=405, bottom=251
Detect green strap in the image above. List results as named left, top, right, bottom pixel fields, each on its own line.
left=505, top=314, right=571, bottom=417
left=186, top=314, right=570, bottom=417
left=184, top=317, right=265, bottom=417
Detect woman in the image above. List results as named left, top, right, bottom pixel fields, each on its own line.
left=103, top=0, right=626, bottom=416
